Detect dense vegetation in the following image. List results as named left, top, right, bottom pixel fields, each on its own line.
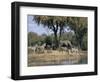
left=28, top=16, right=87, bottom=50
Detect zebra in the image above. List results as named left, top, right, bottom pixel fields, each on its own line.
left=35, top=43, right=46, bottom=54
left=71, top=47, right=79, bottom=55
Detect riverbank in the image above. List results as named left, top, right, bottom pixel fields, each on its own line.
left=28, top=50, right=87, bottom=66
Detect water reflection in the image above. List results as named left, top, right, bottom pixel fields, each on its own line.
left=28, top=56, right=87, bottom=66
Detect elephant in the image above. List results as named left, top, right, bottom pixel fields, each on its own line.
left=59, top=40, right=73, bottom=54
left=59, top=40, right=72, bottom=49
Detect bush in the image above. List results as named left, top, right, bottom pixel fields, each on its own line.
left=81, top=34, right=87, bottom=50
left=45, top=36, right=52, bottom=45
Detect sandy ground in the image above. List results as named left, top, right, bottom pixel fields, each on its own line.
left=28, top=49, right=87, bottom=66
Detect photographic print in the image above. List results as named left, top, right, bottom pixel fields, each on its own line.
left=11, top=2, right=97, bottom=80
left=28, top=15, right=88, bottom=67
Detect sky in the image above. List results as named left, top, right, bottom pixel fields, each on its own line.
left=27, top=15, right=54, bottom=35
left=27, top=15, right=73, bottom=36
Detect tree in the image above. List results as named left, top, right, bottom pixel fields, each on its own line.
left=81, top=33, right=87, bottom=50
left=28, top=32, right=38, bottom=46
left=45, top=36, right=52, bottom=45
left=67, top=17, right=88, bottom=49
left=33, top=16, right=67, bottom=47
left=28, top=32, right=44, bottom=46
left=33, top=16, right=87, bottom=49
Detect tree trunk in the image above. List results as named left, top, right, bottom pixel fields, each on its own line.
left=59, top=27, right=63, bottom=42
left=52, top=24, right=59, bottom=49
left=54, top=31, right=58, bottom=48
left=75, top=31, right=83, bottom=49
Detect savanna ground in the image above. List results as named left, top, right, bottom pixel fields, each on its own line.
left=28, top=48, right=87, bottom=67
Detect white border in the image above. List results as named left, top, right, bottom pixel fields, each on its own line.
left=20, top=6, right=94, bottom=76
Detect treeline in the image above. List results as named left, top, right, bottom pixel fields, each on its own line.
left=28, top=31, right=87, bottom=50
left=28, top=16, right=88, bottom=50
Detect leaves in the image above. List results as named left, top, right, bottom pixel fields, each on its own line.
left=32, top=15, right=88, bottom=50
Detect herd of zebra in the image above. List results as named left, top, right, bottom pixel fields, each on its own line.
left=28, top=40, right=79, bottom=55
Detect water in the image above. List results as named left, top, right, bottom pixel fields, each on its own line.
left=28, top=57, right=87, bottom=66
left=28, top=50, right=88, bottom=66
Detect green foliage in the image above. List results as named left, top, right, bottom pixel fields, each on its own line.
left=67, top=17, right=88, bottom=49
left=28, top=32, right=36, bottom=46
left=81, top=34, right=87, bottom=50
left=34, top=16, right=68, bottom=47
left=44, top=36, right=52, bottom=45
left=31, top=16, right=88, bottom=50
left=28, top=32, right=45, bottom=46
left=60, top=31, right=74, bottom=40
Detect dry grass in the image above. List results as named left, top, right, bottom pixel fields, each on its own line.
left=28, top=49, right=87, bottom=66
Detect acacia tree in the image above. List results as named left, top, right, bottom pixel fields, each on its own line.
left=33, top=16, right=87, bottom=49
left=33, top=16, right=67, bottom=47
left=67, top=17, right=88, bottom=49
